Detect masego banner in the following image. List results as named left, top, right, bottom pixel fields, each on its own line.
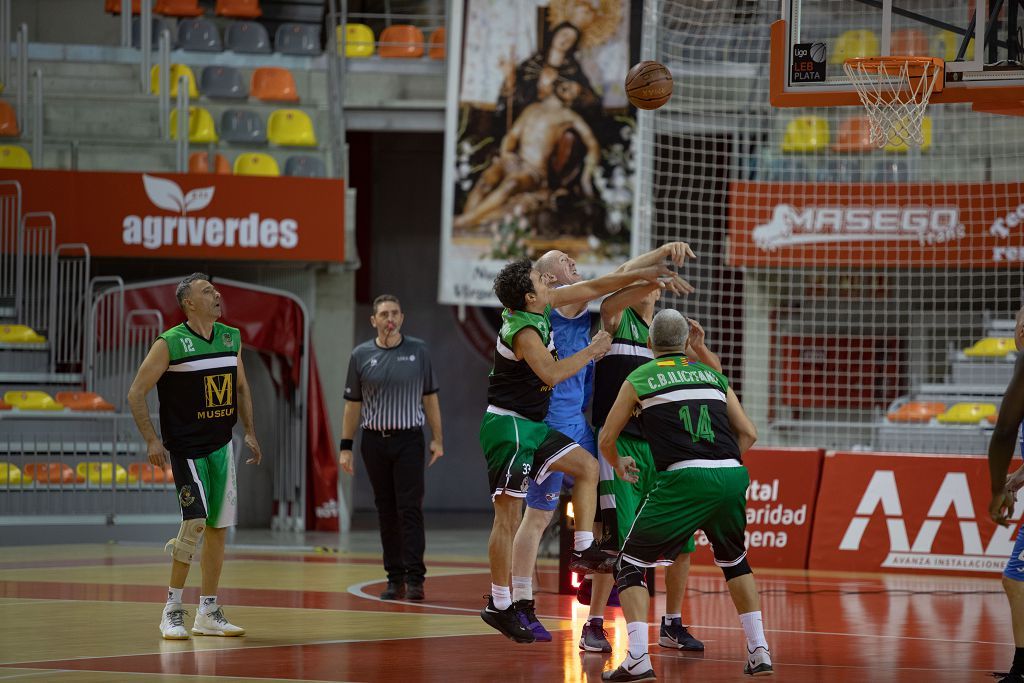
left=690, top=447, right=824, bottom=570
left=809, top=451, right=1014, bottom=576
left=0, top=169, right=345, bottom=262
left=727, top=181, right=1024, bottom=267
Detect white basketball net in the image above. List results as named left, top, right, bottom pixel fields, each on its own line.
left=843, top=58, right=941, bottom=149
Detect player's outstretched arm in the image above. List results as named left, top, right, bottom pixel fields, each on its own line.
left=549, top=264, right=673, bottom=310
left=684, top=318, right=722, bottom=373
left=599, top=283, right=661, bottom=332
left=725, top=387, right=757, bottom=454
left=126, top=339, right=170, bottom=467
left=598, top=381, right=639, bottom=482
left=615, top=242, right=696, bottom=273
left=514, top=327, right=610, bottom=387
left=989, top=354, right=1024, bottom=526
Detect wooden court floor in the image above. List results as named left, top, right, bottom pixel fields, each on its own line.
left=0, top=542, right=1014, bottom=682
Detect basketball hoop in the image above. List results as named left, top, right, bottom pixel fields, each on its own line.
left=843, top=56, right=944, bottom=149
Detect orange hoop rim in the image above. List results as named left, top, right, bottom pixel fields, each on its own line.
left=844, top=56, right=945, bottom=92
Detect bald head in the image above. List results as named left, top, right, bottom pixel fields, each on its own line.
left=535, top=250, right=580, bottom=286
left=650, top=309, right=689, bottom=353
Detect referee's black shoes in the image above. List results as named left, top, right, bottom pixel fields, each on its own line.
left=481, top=596, right=535, bottom=643
left=380, top=581, right=405, bottom=600
left=569, top=541, right=616, bottom=574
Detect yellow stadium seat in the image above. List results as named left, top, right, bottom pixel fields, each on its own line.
left=77, top=462, right=128, bottom=486
left=884, top=116, right=933, bottom=152
left=782, top=116, right=829, bottom=152
left=936, top=402, right=998, bottom=425
left=832, top=29, right=880, bottom=64
left=267, top=109, right=317, bottom=147
left=0, top=324, right=45, bottom=343
left=963, top=337, right=1017, bottom=358
left=233, top=152, right=279, bottom=176
left=933, top=30, right=974, bottom=62
left=0, top=145, right=31, bottom=169
left=339, top=23, right=374, bottom=57
left=149, top=64, right=199, bottom=98
left=3, top=390, right=64, bottom=411
left=0, top=462, right=29, bottom=485
left=170, top=106, right=218, bottom=143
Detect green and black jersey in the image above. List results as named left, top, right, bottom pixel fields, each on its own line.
left=592, top=306, right=651, bottom=438
left=626, top=354, right=740, bottom=471
left=156, top=322, right=241, bottom=459
left=487, top=305, right=555, bottom=422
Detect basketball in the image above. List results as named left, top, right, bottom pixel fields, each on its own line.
left=810, top=42, right=826, bottom=62
left=625, top=60, right=673, bottom=110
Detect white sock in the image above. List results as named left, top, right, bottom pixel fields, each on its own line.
left=626, top=621, right=649, bottom=658
left=491, top=584, right=512, bottom=610
left=166, top=587, right=183, bottom=605
left=663, top=612, right=681, bottom=622
left=511, top=575, right=532, bottom=602
left=574, top=531, right=595, bottom=552
left=739, top=611, right=768, bottom=651
left=199, top=595, right=217, bottom=615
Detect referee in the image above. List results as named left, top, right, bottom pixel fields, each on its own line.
left=339, top=294, right=443, bottom=602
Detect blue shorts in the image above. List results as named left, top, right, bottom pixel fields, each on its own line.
left=526, top=418, right=596, bottom=511
left=1006, top=524, right=1024, bottom=581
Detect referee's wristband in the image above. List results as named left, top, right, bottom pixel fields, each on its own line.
left=339, top=439, right=353, bottom=451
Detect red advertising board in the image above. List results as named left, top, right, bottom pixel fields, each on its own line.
left=727, top=181, right=1024, bottom=267
left=690, top=447, right=823, bottom=570
left=0, top=169, right=345, bottom=262
left=809, top=451, right=1012, bottom=576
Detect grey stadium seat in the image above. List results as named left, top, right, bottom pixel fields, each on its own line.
left=200, top=66, right=247, bottom=99
left=275, top=23, right=320, bottom=55
left=284, top=155, right=326, bottom=178
left=220, top=109, right=267, bottom=144
left=225, top=20, right=271, bottom=54
left=178, top=18, right=223, bottom=52
left=132, top=16, right=176, bottom=49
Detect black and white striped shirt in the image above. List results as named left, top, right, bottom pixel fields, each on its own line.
left=344, top=336, right=438, bottom=430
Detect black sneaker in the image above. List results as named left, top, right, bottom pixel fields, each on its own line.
left=579, top=618, right=612, bottom=653
left=481, top=595, right=535, bottom=643
left=380, top=581, right=405, bottom=600
left=570, top=542, right=616, bottom=574
left=406, top=581, right=424, bottom=601
left=658, top=617, right=704, bottom=651
left=513, top=599, right=552, bottom=641
left=602, top=655, right=656, bottom=681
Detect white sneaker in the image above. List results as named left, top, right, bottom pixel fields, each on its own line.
left=192, top=605, right=245, bottom=636
left=159, top=603, right=190, bottom=640
left=744, top=646, right=774, bottom=676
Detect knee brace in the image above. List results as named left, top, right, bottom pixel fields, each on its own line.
left=720, top=557, right=752, bottom=581
left=614, top=557, right=647, bottom=593
left=165, top=518, right=205, bottom=564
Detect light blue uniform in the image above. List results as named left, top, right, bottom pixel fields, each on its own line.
left=527, top=305, right=596, bottom=511
left=1004, top=426, right=1024, bottom=580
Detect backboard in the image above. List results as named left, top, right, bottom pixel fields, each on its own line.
left=771, top=0, right=1024, bottom=111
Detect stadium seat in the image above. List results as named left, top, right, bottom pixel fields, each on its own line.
left=429, top=27, right=446, bottom=60
left=233, top=152, right=279, bottom=176
left=77, top=462, right=128, bottom=486
left=225, top=20, right=271, bottom=54
left=832, top=116, right=873, bottom=153
left=0, top=324, right=45, bottom=343
left=275, top=23, right=320, bottom=55
left=215, top=0, right=261, bottom=18
left=178, top=18, right=223, bottom=52
left=781, top=116, right=829, bottom=152
left=170, top=106, right=218, bottom=143
left=0, top=462, right=29, bottom=485
left=200, top=66, right=247, bottom=99
left=221, top=109, right=267, bottom=144
left=128, top=462, right=172, bottom=484
left=891, top=29, right=929, bottom=56
left=268, top=109, right=316, bottom=146
left=988, top=413, right=999, bottom=425
left=0, top=398, right=10, bottom=410
left=55, top=391, right=115, bottom=412
left=250, top=67, right=299, bottom=102
left=832, top=29, right=880, bottom=63
left=379, top=24, right=425, bottom=58
left=149, top=64, right=198, bottom=98
left=933, top=30, right=974, bottom=62
left=886, top=401, right=946, bottom=423
left=883, top=116, right=932, bottom=153
left=936, top=402, right=998, bottom=425
left=155, top=0, right=203, bottom=17
left=284, top=155, right=325, bottom=177
left=132, top=16, right=176, bottom=49
left=963, top=337, right=1016, bottom=358
left=340, top=23, right=375, bottom=58
left=24, top=462, right=79, bottom=484
left=189, top=151, right=231, bottom=174
left=3, top=390, right=64, bottom=411
left=0, top=145, right=30, bottom=169
left=106, top=0, right=141, bottom=14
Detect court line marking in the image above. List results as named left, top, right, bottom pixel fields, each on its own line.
left=647, top=651, right=997, bottom=675
left=0, top=668, right=364, bottom=683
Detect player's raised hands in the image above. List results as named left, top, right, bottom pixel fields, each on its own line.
left=632, top=264, right=675, bottom=285
left=590, top=329, right=612, bottom=359
left=687, top=318, right=706, bottom=346
left=660, top=242, right=697, bottom=266
left=661, top=274, right=696, bottom=296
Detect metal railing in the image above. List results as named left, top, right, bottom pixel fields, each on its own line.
left=14, top=22, right=25, bottom=134
left=31, top=67, right=41, bottom=165
left=0, top=0, right=10, bottom=87
left=157, top=29, right=171, bottom=139
left=139, top=0, right=152, bottom=93
left=16, top=212, right=55, bottom=337
left=0, top=180, right=21, bottom=311
left=50, top=243, right=90, bottom=374
left=174, top=73, right=189, bottom=172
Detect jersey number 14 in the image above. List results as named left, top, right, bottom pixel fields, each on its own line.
left=678, top=404, right=715, bottom=444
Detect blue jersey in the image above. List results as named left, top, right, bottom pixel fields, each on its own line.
left=545, top=305, right=593, bottom=425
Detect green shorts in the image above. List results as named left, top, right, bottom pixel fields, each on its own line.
left=479, top=408, right=577, bottom=500
left=169, top=442, right=238, bottom=528
left=598, top=433, right=695, bottom=556
left=620, top=464, right=749, bottom=568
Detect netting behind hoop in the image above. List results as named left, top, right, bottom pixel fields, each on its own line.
left=843, top=57, right=944, bottom=149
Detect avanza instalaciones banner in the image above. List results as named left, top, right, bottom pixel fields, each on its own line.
left=809, top=451, right=1015, bottom=576
left=689, top=447, right=824, bottom=570
left=727, top=181, right=1024, bottom=267
left=0, top=169, right=345, bottom=262
left=440, top=0, right=636, bottom=305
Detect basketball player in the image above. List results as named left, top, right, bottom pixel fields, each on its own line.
left=479, top=258, right=681, bottom=643
left=599, top=309, right=771, bottom=680
left=127, top=273, right=263, bottom=640
left=509, top=243, right=696, bottom=641
left=986, top=306, right=1024, bottom=683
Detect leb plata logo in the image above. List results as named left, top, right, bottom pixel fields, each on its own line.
left=199, top=373, right=235, bottom=419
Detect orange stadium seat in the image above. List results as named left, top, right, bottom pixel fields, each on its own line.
left=0, top=324, right=45, bottom=343
left=0, top=462, right=29, bottom=485
left=154, top=0, right=203, bottom=17
left=886, top=401, right=945, bottom=423
left=3, top=390, right=63, bottom=411
left=429, top=27, right=446, bottom=60
left=128, top=463, right=173, bottom=484
left=379, top=24, right=424, bottom=59
left=891, top=29, right=929, bottom=56
left=0, top=101, right=19, bottom=137
left=106, top=0, right=141, bottom=14
left=215, top=0, right=261, bottom=18
left=988, top=413, right=999, bottom=425
left=23, top=462, right=80, bottom=484
left=0, top=398, right=11, bottom=410
left=832, top=116, right=873, bottom=153
left=233, top=152, right=279, bottom=176
left=189, top=151, right=231, bottom=174
left=251, top=67, right=299, bottom=103
left=55, top=391, right=115, bottom=412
